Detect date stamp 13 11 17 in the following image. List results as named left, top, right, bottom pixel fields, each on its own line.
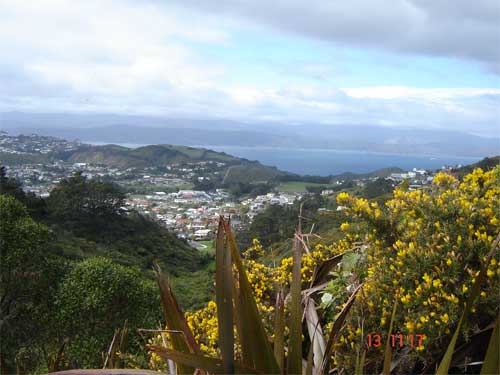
left=366, top=333, right=425, bottom=350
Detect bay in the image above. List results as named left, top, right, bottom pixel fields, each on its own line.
left=200, top=146, right=481, bottom=176
left=88, top=142, right=481, bottom=176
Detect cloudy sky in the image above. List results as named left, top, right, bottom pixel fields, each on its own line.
left=1, top=0, right=499, bottom=137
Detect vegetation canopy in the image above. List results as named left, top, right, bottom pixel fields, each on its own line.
left=1, top=165, right=499, bottom=374
left=147, top=167, right=500, bottom=374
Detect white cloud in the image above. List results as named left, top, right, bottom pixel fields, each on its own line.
left=0, top=0, right=499, bottom=138
left=0, top=0, right=228, bottom=94
left=342, top=87, right=500, bottom=100
left=168, top=0, right=500, bottom=73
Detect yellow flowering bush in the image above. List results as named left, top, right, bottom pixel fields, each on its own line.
left=150, top=167, right=499, bottom=373
left=334, top=167, right=500, bottom=371
left=275, top=249, right=328, bottom=285
left=175, top=237, right=353, bottom=358
left=185, top=301, right=219, bottom=357
left=243, top=238, right=265, bottom=259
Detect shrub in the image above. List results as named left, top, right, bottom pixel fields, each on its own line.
left=56, top=257, right=160, bottom=368
left=150, top=168, right=499, bottom=374
left=334, top=167, right=500, bottom=372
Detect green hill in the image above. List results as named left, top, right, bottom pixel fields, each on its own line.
left=0, top=152, right=50, bottom=165
left=453, top=155, right=499, bottom=178
left=55, top=143, right=289, bottom=187
left=329, top=166, right=405, bottom=181
left=222, top=163, right=286, bottom=184
left=59, top=144, right=242, bottom=168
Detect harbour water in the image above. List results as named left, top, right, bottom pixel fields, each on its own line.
left=88, top=142, right=481, bottom=176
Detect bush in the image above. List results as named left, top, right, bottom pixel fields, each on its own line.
left=56, top=257, right=161, bottom=368
left=167, top=167, right=500, bottom=373
left=334, top=167, right=500, bottom=372
left=0, top=195, right=54, bottom=372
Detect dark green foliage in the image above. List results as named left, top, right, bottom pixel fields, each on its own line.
left=276, top=167, right=404, bottom=184
left=45, top=173, right=201, bottom=272
left=227, top=181, right=274, bottom=198
left=245, top=204, right=297, bottom=248
left=0, top=151, right=50, bottom=165
left=171, top=264, right=216, bottom=311
left=222, top=164, right=285, bottom=185
left=0, top=166, right=47, bottom=218
left=305, top=184, right=330, bottom=193
left=277, top=174, right=332, bottom=184
left=46, top=172, right=125, bottom=226
left=55, top=257, right=160, bottom=368
left=454, top=156, right=499, bottom=178
left=0, top=195, right=68, bottom=373
left=240, top=195, right=341, bottom=250
left=0, top=166, right=25, bottom=200
left=1, top=172, right=206, bottom=371
left=361, top=178, right=394, bottom=199
left=193, top=178, right=216, bottom=192
left=49, top=210, right=201, bottom=272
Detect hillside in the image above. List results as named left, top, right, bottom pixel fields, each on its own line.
left=58, top=143, right=243, bottom=168
left=0, top=134, right=291, bottom=189
left=0, top=169, right=204, bottom=273
left=277, top=166, right=405, bottom=185
left=330, top=166, right=405, bottom=181
left=453, top=155, right=499, bottom=178
left=0, top=151, right=50, bottom=165
left=222, top=163, right=286, bottom=184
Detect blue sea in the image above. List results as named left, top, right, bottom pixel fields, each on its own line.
left=202, top=146, right=481, bottom=176
left=89, top=142, right=481, bottom=176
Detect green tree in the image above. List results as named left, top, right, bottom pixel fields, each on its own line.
left=0, top=195, right=60, bottom=373
left=0, top=166, right=25, bottom=201
left=55, top=257, right=160, bottom=368
left=47, top=172, right=125, bottom=220
left=362, top=177, right=394, bottom=199
left=0, top=165, right=47, bottom=219
left=243, top=195, right=336, bottom=249
left=247, top=204, right=296, bottom=247
left=46, top=172, right=125, bottom=235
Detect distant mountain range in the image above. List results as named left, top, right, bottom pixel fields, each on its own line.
left=1, top=112, right=498, bottom=157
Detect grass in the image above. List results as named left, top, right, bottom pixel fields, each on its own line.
left=223, top=164, right=282, bottom=184
left=172, top=145, right=238, bottom=163
left=195, top=240, right=215, bottom=256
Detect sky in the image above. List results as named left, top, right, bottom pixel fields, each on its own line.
left=0, top=0, right=499, bottom=137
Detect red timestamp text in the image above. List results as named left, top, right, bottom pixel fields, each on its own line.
left=366, top=333, right=424, bottom=348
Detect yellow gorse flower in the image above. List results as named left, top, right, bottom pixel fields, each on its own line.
left=154, top=167, right=500, bottom=371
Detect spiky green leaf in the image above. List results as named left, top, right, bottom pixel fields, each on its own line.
left=383, top=296, right=398, bottom=375
left=215, top=218, right=234, bottom=374
left=437, top=233, right=500, bottom=375
left=222, top=219, right=280, bottom=374
left=480, top=315, right=500, bottom=375
left=288, top=234, right=303, bottom=375
left=322, top=283, right=363, bottom=373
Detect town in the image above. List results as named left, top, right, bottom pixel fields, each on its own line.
left=1, top=132, right=454, bottom=245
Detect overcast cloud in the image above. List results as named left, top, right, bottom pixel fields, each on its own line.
left=0, top=0, right=499, bottom=137
left=173, top=0, right=500, bottom=73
